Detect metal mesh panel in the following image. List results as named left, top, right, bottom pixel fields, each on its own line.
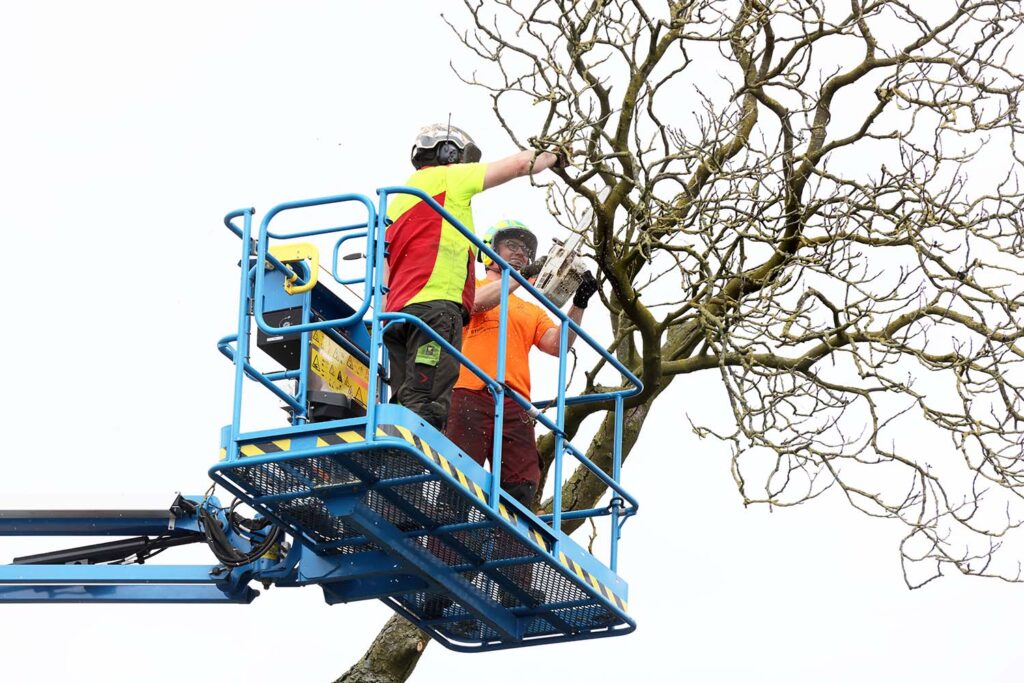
left=223, top=445, right=433, bottom=547
left=493, top=564, right=544, bottom=607
left=277, top=495, right=372, bottom=554
left=447, top=526, right=492, bottom=562
left=287, top=455, right=358, bottom=488
left=531, top=560, right=589, bottom=605
left=365, top=449, right=431, bottom=480
left=552, top=603, right=619, bottom=630
left=221, top=432, right=628, bottom=646
left=489, top=528, right=535, bottom=563
left=457, top=569, right=498, bottom=602
left=390, top=480, right=479, bottom=528
left=233, top=461, right=309, bottom=498
left=443, top=618, right=500, bottom=642
left=364, top=489, right=418, bottom=531
left=389, top=481, right=449, bottom=529
left=392, top=589, right=501, bottom=643
left=395, top=590, right=455, bottom=620
left=523, top=616, right=559, bottom=636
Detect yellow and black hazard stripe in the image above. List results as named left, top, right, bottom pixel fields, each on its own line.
left=559, top=551, right=629, bottom=613
left=493, top=502, right=551, bottom=553
left=315, top=430, right=372, bottom=448
left=221, top=439, right=293, bottom=460
left=239, top=438, right=292, bottom=457
left=382, top=424, right=493, bottom=508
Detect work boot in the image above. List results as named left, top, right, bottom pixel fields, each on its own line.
left=421, top=594, right=453, bottom=620
left=504, top=481, right=538, bottom=508
left=589, top=608, right=618, bottom=627
left=448, top=619, right=479, bottom=638
left=396, top=518, right=420, bottom=533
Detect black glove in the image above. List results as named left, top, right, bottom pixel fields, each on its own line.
left=520, top=255, right=547, bottom=280
left=529, top=136, right=569, bottom=170
left=552, top=149, right=568, bottom=170
left=573, top=271, right=599, bottom=308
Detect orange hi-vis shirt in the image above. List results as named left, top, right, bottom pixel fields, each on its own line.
left=385, top=163, right=487, bottom=316
left=455, top=279, right=557, bottom=400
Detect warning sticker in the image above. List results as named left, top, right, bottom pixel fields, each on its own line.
left=309, top=330, right=370, bottom=408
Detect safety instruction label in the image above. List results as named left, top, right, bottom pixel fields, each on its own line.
left=309, top=330, right=370, bottom=407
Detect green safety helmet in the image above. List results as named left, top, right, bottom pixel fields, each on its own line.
left=480, top=219, right=538, bottom=266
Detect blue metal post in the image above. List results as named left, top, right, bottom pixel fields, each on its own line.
left=380, top=341, right=391, bottom=404
left=229, top=209, right=255, bottom=455
left=611, top=394, right=624, bottom=571
left=365, top=192, right=390, bottom=439
left=489, top=268, right=511, bottom=508
left=293, top=282, right=312, bottom=426
left=551, top=320, right=570, bottom=543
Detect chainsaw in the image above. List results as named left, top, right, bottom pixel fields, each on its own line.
left=533, top=222, right=589, bottom=308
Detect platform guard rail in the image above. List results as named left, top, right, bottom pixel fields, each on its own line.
left=219, top=188, right=641, bottom=572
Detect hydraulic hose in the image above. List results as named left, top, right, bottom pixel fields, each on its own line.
left=199, top=503, right=282, bottom=568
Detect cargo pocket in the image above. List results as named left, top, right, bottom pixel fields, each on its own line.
left=413, top=340, right=441, bottom=392
left=415, top=341, right=442, bottom=367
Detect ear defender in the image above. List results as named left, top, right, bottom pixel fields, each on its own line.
left=437, top=142, right=461, bottom=165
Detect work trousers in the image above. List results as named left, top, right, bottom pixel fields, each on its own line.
left=447, top=388, right=541, bottom=507
left=383, top=300, right=464, bottom=430
left=446, top=388, right=544, bottom=610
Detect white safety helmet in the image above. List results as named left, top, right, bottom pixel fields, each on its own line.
left=410, top=123, right=482, bottom=169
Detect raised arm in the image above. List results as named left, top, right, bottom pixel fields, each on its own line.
left=536, top=271, right=598, bottom=355
left=537, top=305, right=583, bottom=356
left=472, top=277, right=523, bottom=314
left=483, top=150, right=559, bottom=190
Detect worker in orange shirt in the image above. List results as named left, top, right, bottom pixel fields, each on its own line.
left=384, top=126, right=561, bottom=431
left=446, top=219, right=598, bottom=508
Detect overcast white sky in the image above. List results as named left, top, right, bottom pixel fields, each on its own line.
left=1, top=2, right=1022, bottom=682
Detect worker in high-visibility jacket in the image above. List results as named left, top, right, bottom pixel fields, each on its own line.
left=446, top=220, right=599, bottom=508
left=383, top=125, right=561, bottom=430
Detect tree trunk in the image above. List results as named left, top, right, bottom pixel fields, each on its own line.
left=335, top=614, right=430, bottom=683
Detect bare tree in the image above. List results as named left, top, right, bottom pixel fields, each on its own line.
left=339, top=1, right=1024, bottom=680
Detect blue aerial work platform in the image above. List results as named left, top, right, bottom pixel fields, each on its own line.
left=0, top=187, right=642, bottom=652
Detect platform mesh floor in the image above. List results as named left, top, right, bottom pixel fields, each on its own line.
left=218, top=438, right=625, bottom=644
